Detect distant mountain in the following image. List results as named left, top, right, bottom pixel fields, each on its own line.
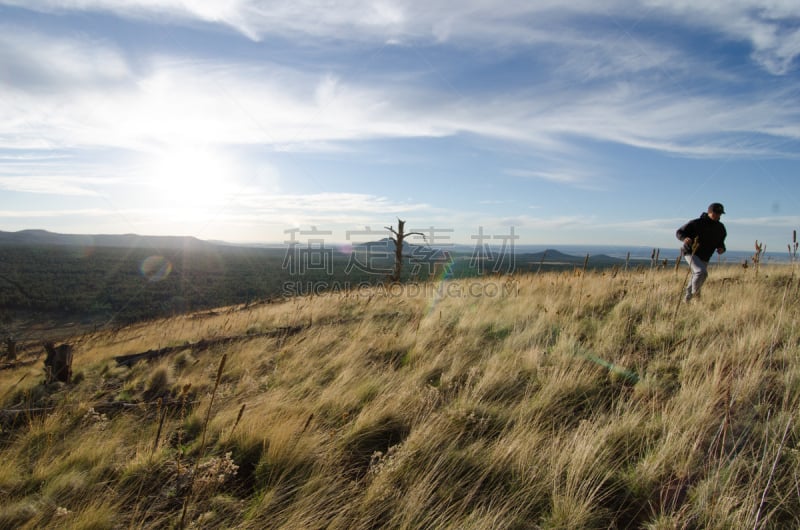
left=0, top=229, right=211, bottom=250
left=516, top=249, right=625, bottom=267
left=526, top=249, right=581, bottom=262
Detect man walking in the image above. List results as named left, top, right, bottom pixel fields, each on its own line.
left=676, top=202, right=727, bottom=302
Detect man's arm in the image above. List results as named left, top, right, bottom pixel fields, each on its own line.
left=717, top=225, right=727, bottom=254
left=676, top=219, right=696, bottom=246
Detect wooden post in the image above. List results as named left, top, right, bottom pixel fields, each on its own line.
left=44, top=342, right=73, bottom=384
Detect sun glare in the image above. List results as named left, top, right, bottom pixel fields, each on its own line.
left=147, top=147, right=236, bottom=209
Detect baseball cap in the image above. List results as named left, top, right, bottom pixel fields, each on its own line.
left=708, top=202, right=725, bottom=214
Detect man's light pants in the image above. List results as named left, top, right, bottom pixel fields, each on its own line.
left=685, top=255, right=709, bottom=301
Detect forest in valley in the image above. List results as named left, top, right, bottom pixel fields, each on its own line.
left=0, top=235, right=626, bottom=329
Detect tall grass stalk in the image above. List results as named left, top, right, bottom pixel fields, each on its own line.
left=753, top=417, right=792, bottom=529
left=753, top=240, right=766, bottom=277
left=228, top=403, right=246, bottom=441
left=179, top=352, right=227, bottom=529
left=537, top=250, right=548, bottom=274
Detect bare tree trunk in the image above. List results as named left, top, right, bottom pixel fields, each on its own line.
left=385, top=219, right=425, bottom=283
left=393, top=219, right=407, bottom=283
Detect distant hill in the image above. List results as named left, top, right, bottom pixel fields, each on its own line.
left=517, top=249, right=625, bottom=268
left=0, top=229, right=211, bottom=250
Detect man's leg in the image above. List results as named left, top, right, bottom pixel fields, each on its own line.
left=684, top=255, right=709, bottom=301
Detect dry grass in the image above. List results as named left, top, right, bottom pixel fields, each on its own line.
left=1, top=264, right=799, bottom=528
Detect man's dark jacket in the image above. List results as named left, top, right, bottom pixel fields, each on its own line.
left=676, top=212, right=727, bottom=262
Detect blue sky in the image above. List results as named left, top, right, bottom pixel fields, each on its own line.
left=1, top=1, right=799, bottom=252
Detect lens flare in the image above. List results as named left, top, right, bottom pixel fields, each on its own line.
left=140, top=255, right=173, bottom=282
left=424, top=253, right=456, bottom=317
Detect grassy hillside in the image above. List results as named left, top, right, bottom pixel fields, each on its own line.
left=1, top=264, right=799, bottom=529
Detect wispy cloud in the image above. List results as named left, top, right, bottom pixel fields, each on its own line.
left=642, top=0, right=800, bottom=75
left=729, top=215, right=800, bottom=228
left=505, top=169, right=597, bottom=188
left=0, top=25, right=131, bottom=93
left=0, top=207, right=115, bottom=218
left=6, top=0, right=798, bottom=75
left=0, top=176, right=104, bottom=196
left=232, top=192, right=430, bottom=215
left=491, top=214, right=597, bottom=230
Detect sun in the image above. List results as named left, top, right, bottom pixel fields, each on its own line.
left=147, top=147, right=236, bottom=209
